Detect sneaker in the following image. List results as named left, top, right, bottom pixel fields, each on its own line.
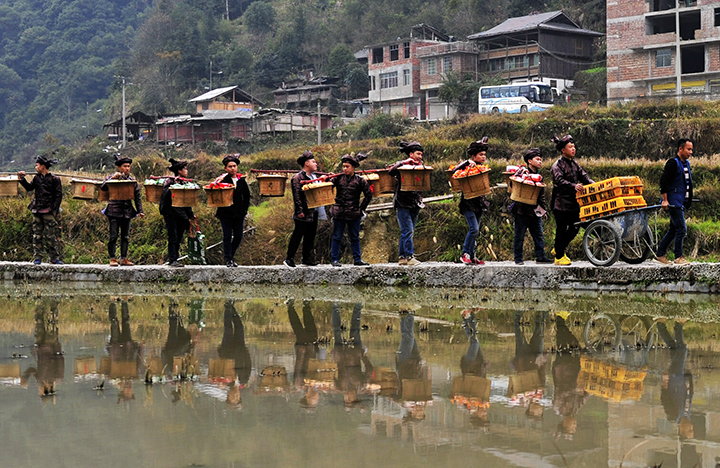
left=331, top=261, right=342, bottom=267
left=473, top=258, right=485, bottom=265
left=674, top=257, right=689, bottom=265
left=406, top=257, right=421, bottom=266
left=283, top=258, right=296, bottom=268
left=301, top=260, right=318, bottom=267
left=33, top=259, right=41, bottom=265
left=656, top=255, right=670, bottom=264
left=398, top=257, right=408, bottom=265
left=50, top=260, right=64, bottom=265
left=354, top=260, right=370, bottom=266
left=515, top=260, right=524, bottom=265
left=556, top=311, right=571, bottom=321
left=168, top=261, right=184, bottom=268
left=460, top=253, right=473, bottom=265
left=554, top=255, right=572, bottom=266
left=551, top=248, right=556, bottom=257
left=536, top=258, right=553, bottom=264
left=109, top=258, right=119, bottom=267
left=226, top=260, right=237, bottom=268
left=120, top=258, right=134, bottom=266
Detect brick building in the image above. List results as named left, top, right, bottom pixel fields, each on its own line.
left=607, top=0, right=720, bottom=101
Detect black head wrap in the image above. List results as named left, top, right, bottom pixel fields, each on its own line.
left=222, top=154, right=240, bottom=167
left=551, top=134, right=574, bottom=152
left=113, top=153, right=133, bottom=166
left=467, top=137, right=489, bottom=156
left=297, top=150, right=314, bottom=167
left=399, top=141, right=423, bottom=154
left=168, top=158, right=188, bottom=175
left=340, top=152, right=368, bottom=168
left=36, top=154, right=59, bottom=169
left=523, top=148, right=542, bottom=164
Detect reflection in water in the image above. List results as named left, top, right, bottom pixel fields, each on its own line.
left=6, top=293, right=720, bottom=467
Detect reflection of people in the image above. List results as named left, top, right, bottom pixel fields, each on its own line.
left=395, top=310, right=431, bottom=421
left=658, top=320, right=694, bottom=437
left=161, top=302, right=193, bottom=379
left=107, top=301, right=143, bottom=402
left=159, top=158, right=196, bottom=268
left=460, top=309, right=486, bottom=377
left=552, top=313, right=587, bottom=439
left=332, top=303, right=373, bottom=408
left=212, top=155, right=251, bottom=268
left=287, top=299, right=319, bottom=407
left=22, top=300, right=64, bottom=397
left=512, top=311, right=547, bottom=385
left=217, top=299, right=251, bottom=385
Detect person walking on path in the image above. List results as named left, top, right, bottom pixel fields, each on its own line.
left=656, top=138, right=694, bottom=265
left=18, top=155, right=63, bottom=265
left=284, top=150, right=322, bottom=268
left=101, top=154, right=144, bottom=266
left=512, top=148, right=553, bottom=265
left=388, top=141, right=425, bottom=265
left=452, top=138, right=490, bottom=265
left=212, top=154, right=251, bottom=268
left=550, top=134, right=593, bottom=266
left=160, top=158, right=196, bottom=268
left=329, top=152, right=372, bottom=267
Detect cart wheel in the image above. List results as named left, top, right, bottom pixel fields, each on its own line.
left=583, top=313, right=621, bottom=351
left=619, top=315, right=656, bottom=349
left=583, top=220, right=621, bottom=267
left=619, top=227, right=653, bottom=265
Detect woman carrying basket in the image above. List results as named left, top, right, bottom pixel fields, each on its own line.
left=159, top=158, right=196, bottom=268
left=212, top=154, right=251, bottom=268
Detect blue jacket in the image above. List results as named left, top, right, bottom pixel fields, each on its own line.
left=659, top=157, right=692, bottom=209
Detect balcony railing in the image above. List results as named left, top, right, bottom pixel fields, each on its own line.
left=416, top=42, right=478, bottom=57
left=479, top=44, right=540, bottom=60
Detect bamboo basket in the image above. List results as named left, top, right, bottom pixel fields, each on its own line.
left=74, top=356, right=98, bottom=375
left=144, top=183, right=164, bottom=204
left=374, top=169, right=396, bottom=194
left=447, top=169, right=462, bottom=193
left=105, top=180, right=137, bottom=201
left=502, top=172, right=514, bottom=193
left=71, top=178, right=100, bottom=200
left=361, top=173, right=380, bottom=195
left=398, top=166, right=433, bottom=192
left=98, top=185, right=109, bottom=201
left=0, top=176, right=19, bottom=197
left=510, top=177, right=544, bottom=205
left=457, top=170, right=491, bottom=199
left=204, top=187, right=234, bottom=207
left=303, top=182, right=335, bottom=209
left=171, top=188, right=199, bottom=207
left=258, top=174, right=286, bottom=197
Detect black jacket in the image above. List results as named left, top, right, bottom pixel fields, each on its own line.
left=388, top=160, right=424, bottom=210
left=291, top=171, right=319, bottom=222
left=452, top=160, right=490, bottom=215
left=215, top=174, right=251, bottom=220
left=550, top=157, right=593, bottom=212
left=330, top=173, right=372, bottom=221
left=159, top=177, right=195, bottom=220
left=511, top=166, right=547, bottom=217
left=101, top=173, right=143, bottom=219
left=19, top=172, right=62, bottom=214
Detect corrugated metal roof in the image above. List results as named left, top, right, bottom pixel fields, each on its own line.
left=188, top=86, right=238, bottom=103
left=468, top=11, right=576, bottom=40
left=539, top=23, right=604, bottom=37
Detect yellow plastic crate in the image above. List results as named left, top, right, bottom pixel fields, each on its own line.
left=581, top=176, right=643, bottom=195
left=577, top=184, right=644, bottom=207
left=579, top=195, right=647, bottom=221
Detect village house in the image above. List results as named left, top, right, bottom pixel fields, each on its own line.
left=103, top=111, right=155, bottom=142
left=468, top=11, right=603, bottom=95
left=272, top=75, right=340, bottom=109
left=607, top=0, right=720, bottom=101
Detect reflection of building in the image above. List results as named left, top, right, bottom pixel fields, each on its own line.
left=607, top=0, right=720, bottom=101
left=469, top=11, right=602, bottom=95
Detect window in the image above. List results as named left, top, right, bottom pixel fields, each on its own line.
left=529, top=54, right=539, bottom=66
left=390, top=44, right=399, bottom=61
left=372, top=48, right=383, bottom=64
left=505, top=57, right=516, bottom=69
left=443, top=56, right=453, bottom=73
left=716, top=7, right=720, bottom=27
left=656, top=48, right=672, bottom=67
left=371, top=76, right=375, bottom=91
left=380, top=71, right=398, bottom=89
left=428, top=89, right=438, bottom=98
left=575, top=38, right=584, bottom=54
left=428, top=58, right=437, bottom=75
left=550, top=80, right=557, bottom=88
left=403, top=69, right=411, bottom=86
left=404, top=42, right=410, bottom=59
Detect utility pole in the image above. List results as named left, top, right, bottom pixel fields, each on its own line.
left=122, top=76, right=127, bottom=149
left=210, top=61, right=213, bottom=90
left=317, top=99, right=321, bottom=145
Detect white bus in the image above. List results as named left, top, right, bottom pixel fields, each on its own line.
left=478, top=82, right=554, bottom=115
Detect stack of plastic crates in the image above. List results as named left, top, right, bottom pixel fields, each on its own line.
left=577, top=176, right=646, bottom=221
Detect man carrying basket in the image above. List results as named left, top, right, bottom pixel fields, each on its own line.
left=284, top=150, right=322, bottom=268
left=160, top=158, right=196, bottom=268
left=388, top=141, right=425, bottom=266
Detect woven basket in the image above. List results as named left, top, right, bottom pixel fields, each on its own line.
left=0, top=177, right=19, bottom=197
left=106, top=180, right=136, bottom=201
left=205, top=187, right=234, bottom=207
left=258, top=174, right=286, bottom=197
left=304, top=182, right=335, bottom=209
left=361, top=173, right=380, bottom=195
left=144, top=183, right=164, bottom=204
left=398, top=166, right=433, bottom=192
left=502, top=172, right=514, bottom=193
left=457, top=170, right=491, bottom=199
left=171, top=188, right=199, bottom=207
left=98, top=185, right=109, bottom=201
left=447, top=169, right=462, bottom=193
left=510, top=177, right=544, bottom=205
left=374, top=169, right=396, bottom=194
left=70, top=179, right=99, bottom=200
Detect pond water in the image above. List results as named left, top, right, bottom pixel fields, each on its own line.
left=1, top=286, right=719, bottom=468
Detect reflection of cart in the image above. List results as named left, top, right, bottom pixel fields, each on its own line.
left=582, top=312, right=657, bottom=359
left=577, top=205, right=662, bottom=267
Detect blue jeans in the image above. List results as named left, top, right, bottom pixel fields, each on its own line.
left=331, top=218, right=362, bottom=262
left=657, top=206, right=686, bottom=258
left=513, top=214, right=547, bottom=262
left=397, top=207, right=420, bottom=258
left=462, top=210, right=481, bottom=257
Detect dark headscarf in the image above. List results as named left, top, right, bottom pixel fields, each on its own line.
left=222, top=154, right=240, bottom=167
left=340, top=152, right=368, bottom=168
left=36, top=154, right=58, bottom=169
left=399, top=141, right=423, bottom=154
left=113, top=153, right=133, bottom=166
left=467, top=137, right=489, bottom=156
left=168, top=158, right=188, bottom=175
left=524, top=148, right=542, bottom=164
left=297, top=150, right=314, bottom=167
left=551, top=134, right=574, bottom=152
